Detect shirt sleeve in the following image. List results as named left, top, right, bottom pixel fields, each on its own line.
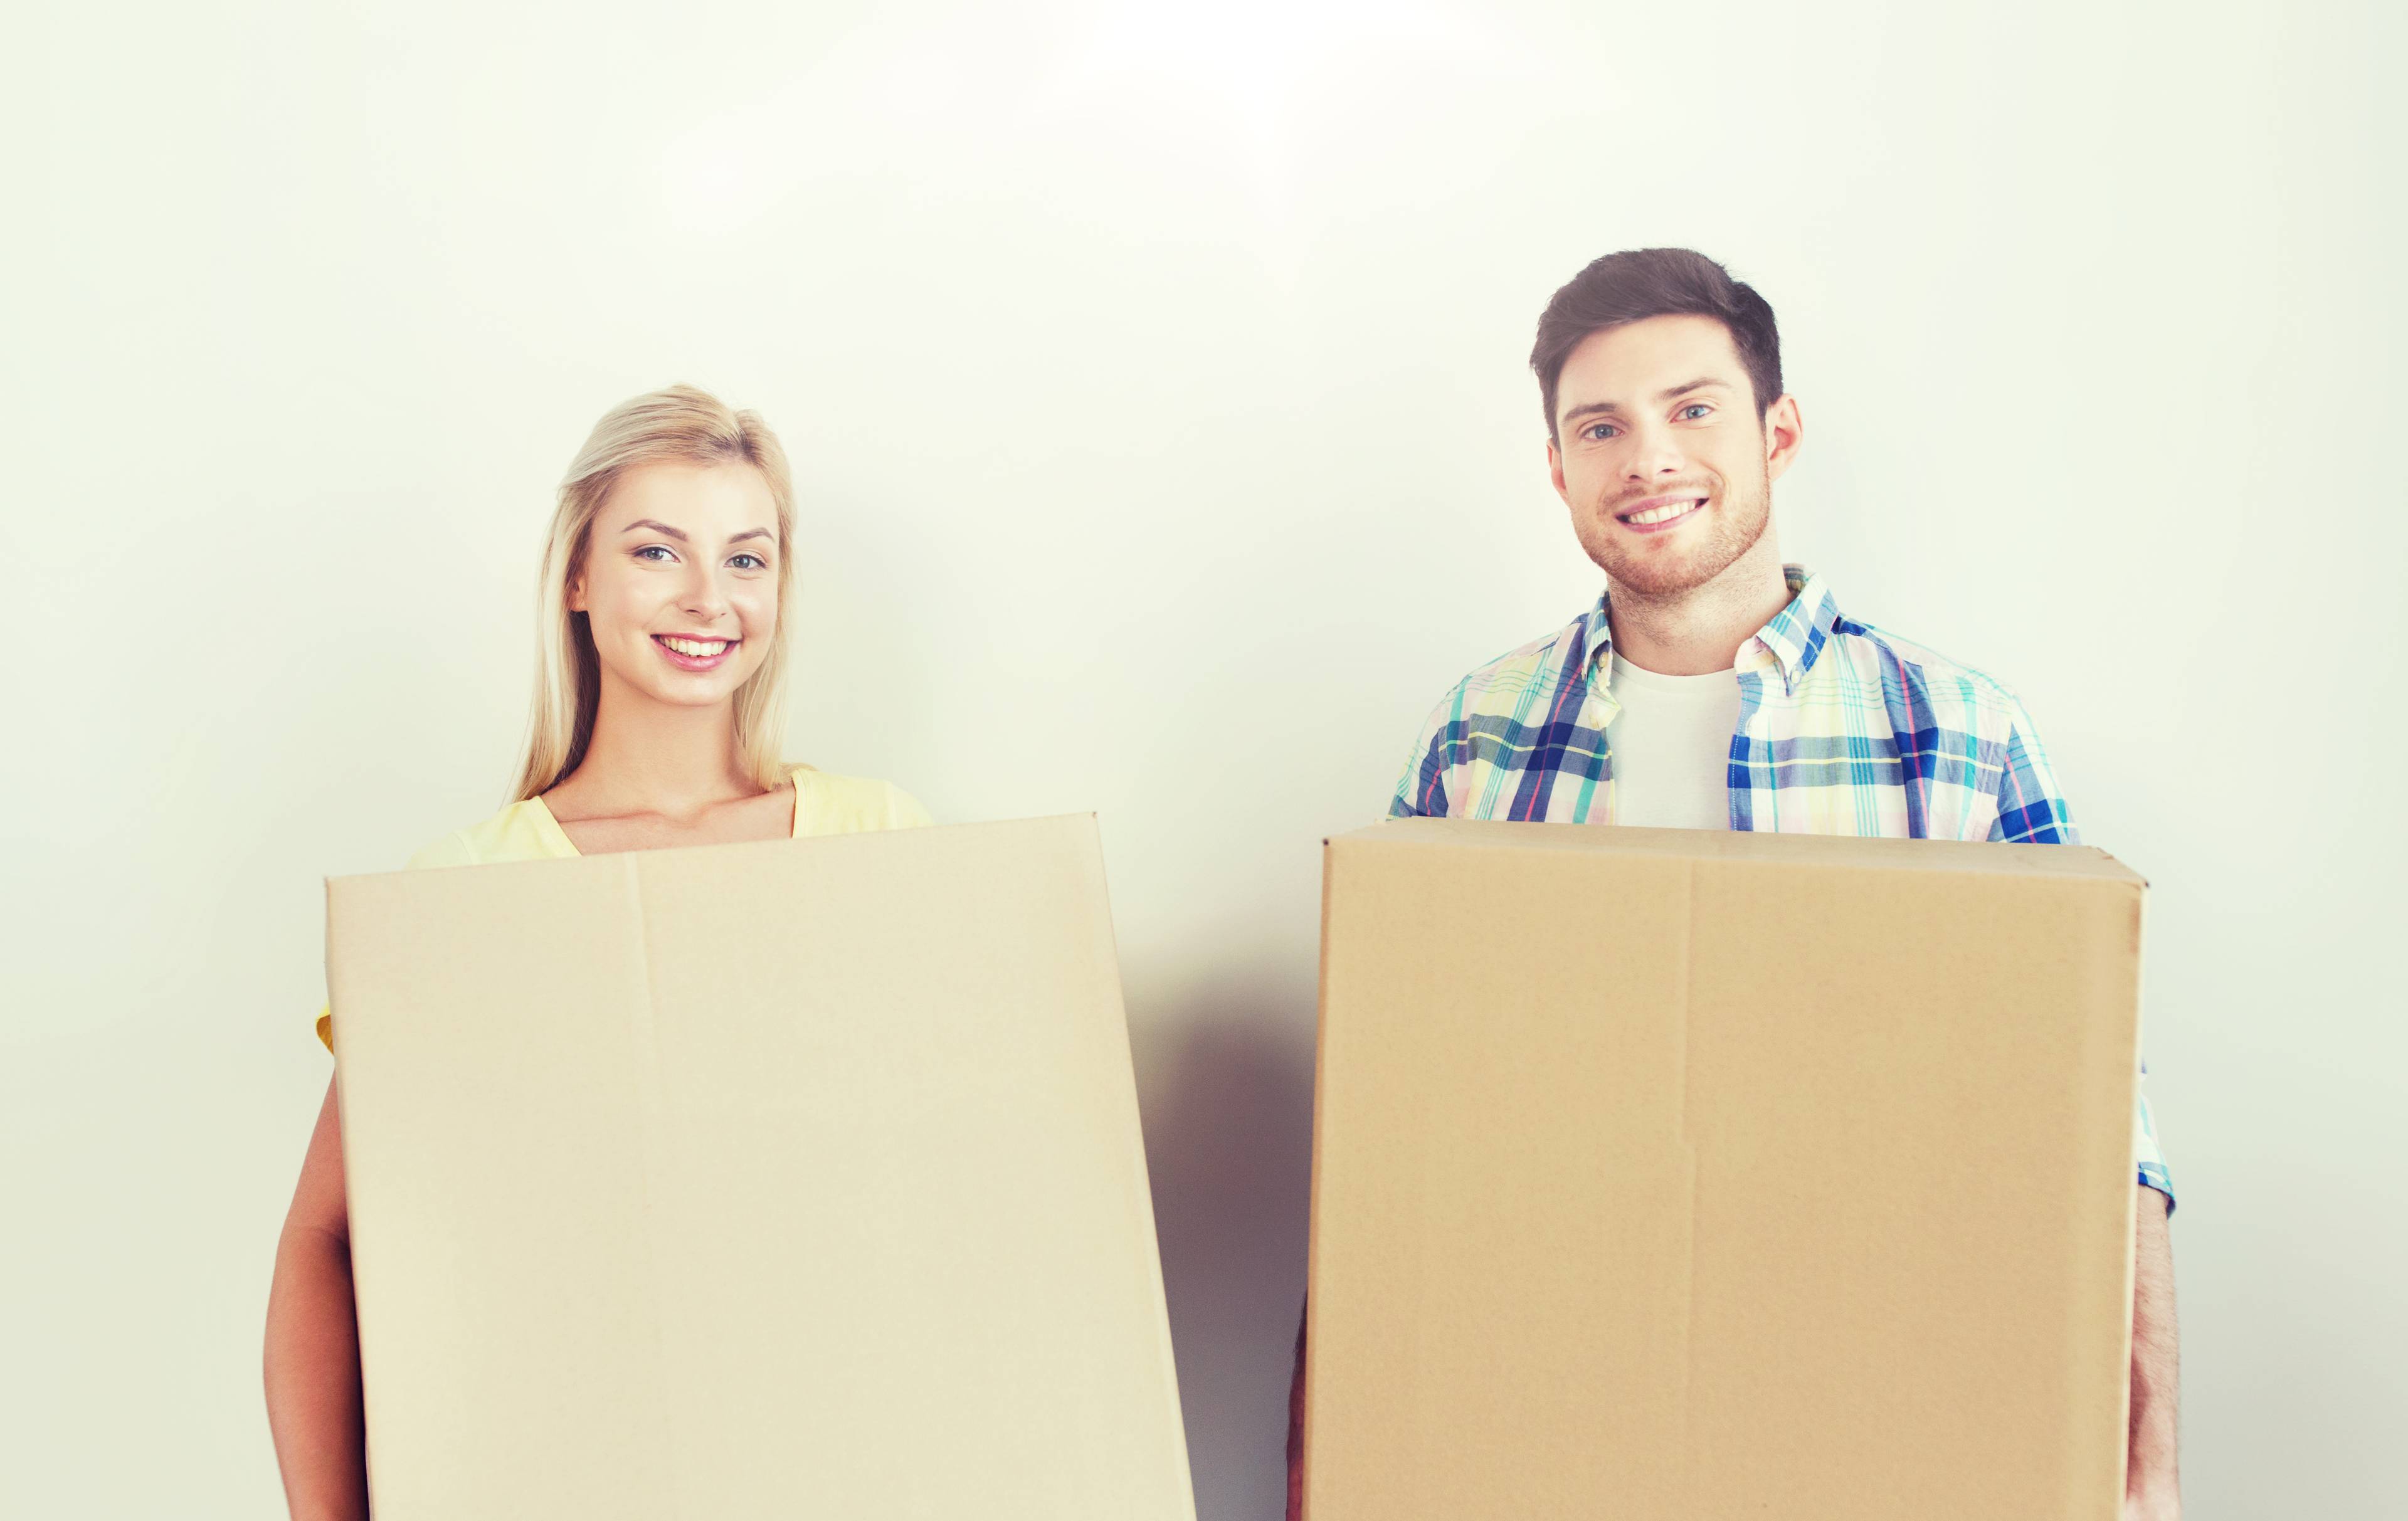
left=1982, top=692, right=2172, bottom=1203
left=2136, top=1078, right=2175, bottom=1211
left=1987, top=693, right=2079, bottom=846
left=884, top=783, right=936, bottom=829
left=1390, top=695, right=1459, bottom=819
left=316, top=830, right=477, bottom=1053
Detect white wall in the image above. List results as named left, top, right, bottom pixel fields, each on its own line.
left=5, top=2, right=2400, bottom=1515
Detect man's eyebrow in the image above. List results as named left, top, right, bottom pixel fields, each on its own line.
left=1657, top=376, right=1731, bottom=401
left=1560, top=376, right=1735, bottom=428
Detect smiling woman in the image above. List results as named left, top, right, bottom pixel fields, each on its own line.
left=519, top=386, right=804, bottom=803
left=263, top=385, right=931, bottom=1520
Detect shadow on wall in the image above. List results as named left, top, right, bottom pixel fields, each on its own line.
left=1133, top=979, right=1319, bottom=1521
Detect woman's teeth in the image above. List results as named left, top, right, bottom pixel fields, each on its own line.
left=660, top=636, right=731, bottom=657
left=1626, top=499, right=1701, bottom=525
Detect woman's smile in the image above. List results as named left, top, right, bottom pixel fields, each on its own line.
left=652, top=633, right=739, bottom=671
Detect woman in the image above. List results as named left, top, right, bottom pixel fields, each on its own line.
left=263, top=385, right=929, bottom=1517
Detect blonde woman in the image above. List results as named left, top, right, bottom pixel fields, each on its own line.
left=262, top=385, right=929, bottom=1518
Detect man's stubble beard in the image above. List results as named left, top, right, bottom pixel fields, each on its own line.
left=1580, top=460, right=1775, bottom=608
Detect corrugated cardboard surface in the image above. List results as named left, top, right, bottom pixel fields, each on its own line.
left=1305, top=819, right=2143, bottom=1520
left=328, top=814, right=1195, bottom=1521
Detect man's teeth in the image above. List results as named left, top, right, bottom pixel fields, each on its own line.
left=661, top=637, right=731, bottom=657
left=1625, top=499, right=1701, bottom=525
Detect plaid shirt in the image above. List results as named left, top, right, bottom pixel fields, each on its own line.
left=1391, top=564, right=2172, bottom=1199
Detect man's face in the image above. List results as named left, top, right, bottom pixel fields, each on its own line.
left=1547, top=313, right=1802, bottom=597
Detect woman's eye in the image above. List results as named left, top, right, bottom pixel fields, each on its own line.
left=634, top=545, right=675, bottom=562
left=730, top=552, right=768, bottom=571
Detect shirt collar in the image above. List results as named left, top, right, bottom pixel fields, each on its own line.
left=1583, top=563, right=1844, bottom=695
left=1751, top=564, right=1843, bottom=690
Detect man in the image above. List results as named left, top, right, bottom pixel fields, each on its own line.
left=1287, top=248, right=2179, bottom=1518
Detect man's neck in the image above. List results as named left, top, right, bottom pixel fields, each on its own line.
left=1605, top=534, right=1792, bottom=676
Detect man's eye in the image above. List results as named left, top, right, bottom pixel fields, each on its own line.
left=1679, top=404, right=1712, bottom=420
left=1585, top=423, right=1619, bottom=441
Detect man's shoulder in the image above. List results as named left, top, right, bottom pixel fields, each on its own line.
left=1417, top=609, right=1596, bottom=722
left=1389, top=608, right=1605, bottom=819
left=1828, top=613, right=2079, bottom=841
left=1823, top=613, right=2032, bottom=726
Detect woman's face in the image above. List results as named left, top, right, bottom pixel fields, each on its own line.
left=569, top=460, right=782, bottom=713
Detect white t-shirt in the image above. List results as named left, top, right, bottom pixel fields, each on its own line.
left=1606, top=653, right=1741, bottom=830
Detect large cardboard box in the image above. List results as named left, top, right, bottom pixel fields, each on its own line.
left=327, top=814, right=1195, bottom=1521
left=1304, top=819, right=2144, bottom=1520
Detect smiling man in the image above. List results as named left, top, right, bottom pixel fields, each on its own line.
left=1288, top=248, right=2180, bottom=1519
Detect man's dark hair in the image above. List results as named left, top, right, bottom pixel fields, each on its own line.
left=1529, top=248, right=1783, bottom=437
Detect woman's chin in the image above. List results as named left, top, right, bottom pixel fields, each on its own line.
left=595, top=640, right=764, bottom=708
left=605, top=666, right=748, bottom=709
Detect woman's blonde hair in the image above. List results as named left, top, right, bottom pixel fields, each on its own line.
left=512, top=384, right=798, bottom=803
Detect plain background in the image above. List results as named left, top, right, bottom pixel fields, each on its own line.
left=4, top=2, right=2400, bottom=1515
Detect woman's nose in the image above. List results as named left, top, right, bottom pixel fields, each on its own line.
left=679, top=566, right=731, bottom=621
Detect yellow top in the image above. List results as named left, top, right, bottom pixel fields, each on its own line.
left=316, top=767, right=932, bottom=1050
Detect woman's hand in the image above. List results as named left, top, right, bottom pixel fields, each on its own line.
left=263, top=1076, right=371, bottom=1521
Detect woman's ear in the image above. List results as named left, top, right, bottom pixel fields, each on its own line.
left=566, top=572, right=586, bottom=613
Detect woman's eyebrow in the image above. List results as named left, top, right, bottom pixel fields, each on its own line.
left=620, top=519, right=771, bottom=545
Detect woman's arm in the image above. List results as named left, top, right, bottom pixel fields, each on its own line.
left=263, top=1076, right=370, bottom=1521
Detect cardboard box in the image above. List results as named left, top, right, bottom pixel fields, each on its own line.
left=1303, top=819, right=2143, bottom=1520
left=327, top=815, right=1195, bottom=1521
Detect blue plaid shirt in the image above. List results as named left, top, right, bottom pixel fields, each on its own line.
left=1392, top=565, right=2172, bottom=1199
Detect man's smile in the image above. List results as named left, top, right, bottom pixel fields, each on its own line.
left=1615, top=493, right=1707, bottom=533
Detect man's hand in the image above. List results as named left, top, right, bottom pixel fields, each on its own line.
left=2125, top=1182, right=2180, bottom=1517
left=1287, top=1190, right=2178, bottom=1520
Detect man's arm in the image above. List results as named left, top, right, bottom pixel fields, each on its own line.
left=1986, top=702, right=2181, bottom=1510
left=2126, top=1184, right=2180, bottom=1518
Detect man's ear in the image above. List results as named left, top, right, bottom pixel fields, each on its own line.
left=1762, top=394, right=1805, bottom=483
left=1547, top=436, right=1571, bottom=505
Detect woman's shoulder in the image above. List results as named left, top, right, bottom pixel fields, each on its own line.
left=404, top=796, right=570, bottom=869
left=788, top=765, right=936, bottom=834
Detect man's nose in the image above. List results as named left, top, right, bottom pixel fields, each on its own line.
left=1622, top=423, right=1686, bottom=481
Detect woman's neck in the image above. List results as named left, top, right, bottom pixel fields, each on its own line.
left=547, top=676, right=759, bottom=825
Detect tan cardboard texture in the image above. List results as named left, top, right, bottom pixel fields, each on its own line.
left=327, top=814, right=1195, bottom=1521
left=1304, top=818, right=2143, bottom=1521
